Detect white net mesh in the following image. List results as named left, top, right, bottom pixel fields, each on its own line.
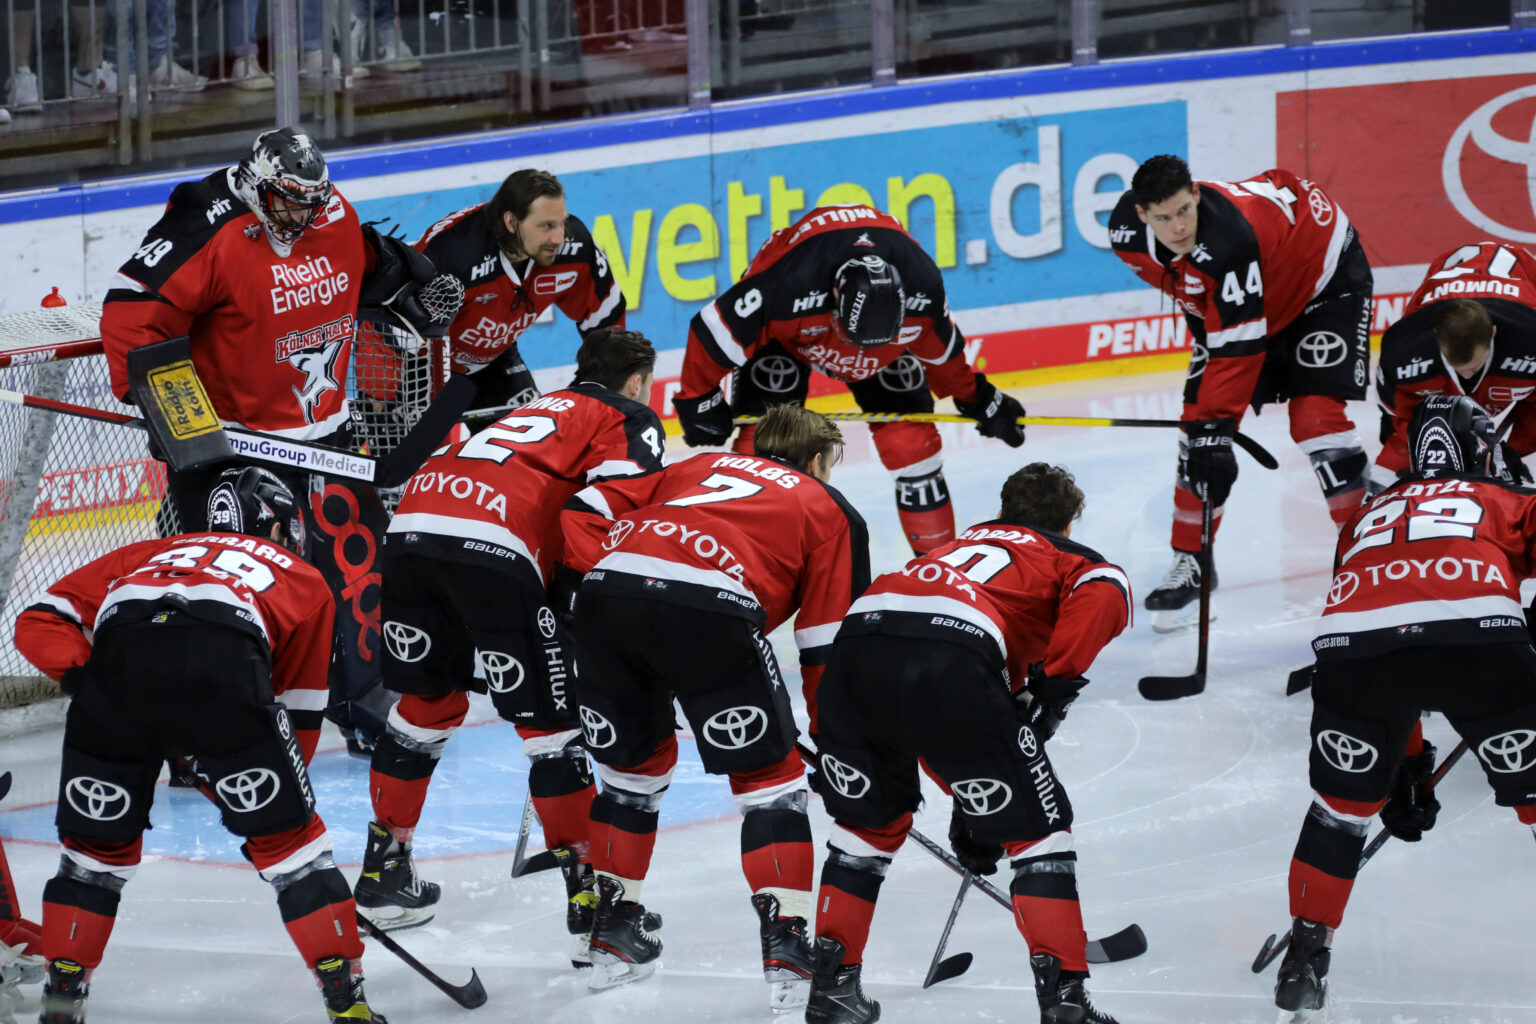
left=0, top=302, right=446, bottom=708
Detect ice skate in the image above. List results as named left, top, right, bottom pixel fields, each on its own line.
left=1273, top=918, right=1329, bottom=1024
left=36, top=959, right=88, bottom=1024
left=803, top=936, right=879, bottom=1024
left=557, top=849, right=597, bottom=969
left=587, top=876, right=662, bottom=991
left=354, top=821, right=440, bottom=931
left=1032, top=952, right=1119, bottom=1024
left=314, top=956, right=389, bottom=1023
left=1146, top=550, right=1217, bottom=633
left=752, top=892, right=813, bottom=1013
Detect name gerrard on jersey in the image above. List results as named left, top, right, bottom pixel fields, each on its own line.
left=270, top=255, right=351, bottom=315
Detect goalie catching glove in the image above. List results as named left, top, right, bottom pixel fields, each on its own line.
left=954, top=372, right=1025, bottom=448
left=360, top=224, right=465, bottom=340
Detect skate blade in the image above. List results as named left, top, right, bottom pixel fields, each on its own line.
left=1, top=953, right=46, bottom=986
left=768, top=976, right=810, bottom=1013
left=570, top=932, right=593, bottom=969
left=587, top=950, right=659, bottom=991
left=1151, top=605, right=1217, bottom=634
left=357, top=902, right=437, bottom=932
left=1276, top=1009, right=1320, bottom=1024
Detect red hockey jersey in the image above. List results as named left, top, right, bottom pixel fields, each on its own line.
left=677, top=205, right=979, bottom=403
left=415, top=206, right=626, bottom=375
left=388, top=382, right=664, bottom=583
left=839, top=520, right=1131, bottom=689
left=1314, top=475, right=1536, bottom=660
left=14, top=533, right=334, bottom=759
left=101, top=167, right=376, bottom=440
left=1108, top=170, right=1357, bottom=419
left=562, top=450, right=871, bottom=696
left=1374, top=243, right=1536, bottom=482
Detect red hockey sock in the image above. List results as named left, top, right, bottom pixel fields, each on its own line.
left=814, top=866, right=882, bottom=963
left=1170, top=483, right=1225, bottom=551
left=740, top=807, right=814, bottom=895
left=531, top=784, right=597, bottom=856
left=1009, top=852, right=1088, bottom=972
left=588, top=793, right=659, bottom=882
left=370, top=771, right=433, bottom=837
left=1288, top=859, right=1356, bottom=930
left=276, top=866, right=364, bottom=965
left=41, top=879, right=118, bottom=969
left=896, top=504, right=956, bottom=556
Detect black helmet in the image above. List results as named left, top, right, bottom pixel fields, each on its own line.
left=832, top=255, right=905, bottom=348
left=207, top=466, right=307, bottom=554
left=1407, top=394, right=1496, bottom=478
left=235, top=127, right=333, bottom=252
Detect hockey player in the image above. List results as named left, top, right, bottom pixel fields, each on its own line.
left=672, top=203, right=1025, bottom=556
left=560, top=404, right=870, bottom=1007
left=0, top=882, right=43, bottom=1024
left=1109, top=155, right=1373, bottom=630
left=99, top=126, right=452, bottom=756
left=12, top=468, right=387, bottom=1023
left=356, top=329, right=664, bottom=960
left=1276, top=394, right=1536, bottom=1023
left=1372, top=242, right=1536, bottom=495
left=416, top=167, right=627, bottom=417
left=805, top=462, right=1130, bottom=1024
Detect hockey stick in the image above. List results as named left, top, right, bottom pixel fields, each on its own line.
left=355, top=911, right=489, bottom=1008
left=1138, top=490, right=1213, bottom=701
left=922, top=870, right=974, bottom=987
left=0, top=373, right=472, bottom=489
left=509, top=791, right=561, bottom=877
left=733, top=412, right=1279, bottom=470
left=0, top=771, right=10, bottom=803
left=796, top=742, right=1147, bottom=964
left=1286, top=664, right=1315, bottom=696
left=1250, top=739, right=1470, bottom=974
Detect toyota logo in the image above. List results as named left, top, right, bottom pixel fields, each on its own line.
left=819, top=753, right=871, bottom=799
left=1326, top=571, right=1360, bottom=607
left=1017, top=726, right=1038, bottom=759
left=1308, top=188, right=1334, bottom=227
left=537, top=607, right=557, bottom=639
left=1187, top=340, right=1208, bottom=379
left=1316, top=730, right=1378, bottom=773
left=1442, top=84, right=1536, bottom=242
left=383, top=620, right=431, bottom=663
left=579, top=706, right=618, bottom=749
left=604, top=519, right=635, bottom=552
left=952, top=778, right=1013, bottom=816
left=749, top=355, right=802, bottom=394
left=64, top=776, right=131, bottom=822
left=1295, top=331, right=1348, bottom=369
left=702, top=706, right=769, bottom=750
left=276, top=707, right=293, bottom=739
left=1478, top=729, right=1536, bottom=774
left=876, top=354, right=926, bottom=393
left=476, top=648, right=524, bottom=693
left=214, top=767, right=282, bottom=812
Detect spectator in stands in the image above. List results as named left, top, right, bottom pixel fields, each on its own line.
left=6, top=0, right=122, bottom=109
left=109, top=0, right=207, bottom=93
left=351, top=0, right=420, bottom=73
left=225, top=0, right=273, bottom=89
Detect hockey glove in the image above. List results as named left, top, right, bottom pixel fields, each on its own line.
left=1182, top=418, right=1239, bottom=507
left=673, top=387, right=734, bottom=447
left=359, top=226, right=463, bottom=339
left=954, top=373, right=1025, bottom=448
left=1497, top=442, right=1533, bottom=486
left=549, top=562, right=583, bottom=632
left=58, top=666, right=88, bottom=697
left=1379, top=741, right=1440, bottom=842
left=1020, top=665, right=1089, bottom=742
left=948, top=798, right=1003, bottom=876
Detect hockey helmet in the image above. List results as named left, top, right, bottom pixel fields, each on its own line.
left=831, top=255, right=905, bottom=348
left=235, top=127, right=333, bottom=253
left=206, top=466, right=307, bottom=555
left=1407, top=394, right=1496, bottom=478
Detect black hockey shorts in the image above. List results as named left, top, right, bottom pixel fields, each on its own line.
left=56, top=611, right=316, bottom=844
left=731, top=341, right=936, bottom=417
left=1259, top=232, right=1374, bottom=407
left=379, top=552, right=577, bottom=729
left=815, top=633, right=1072, bottom=844
left=1312, top=642, right=1536, bottom=807
left=571, top=591, right=797, bottom=775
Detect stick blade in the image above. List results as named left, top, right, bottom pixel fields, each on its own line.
left=1137, top=672, right=1206, bottom=701
left=1085, top=924, right=1147, bottom=964
left=453, top=968, right=489, bottom=1009
left=0, top=770, right=10, bottom=803
left=1285, top=665, right=1314, bottom=696
left=510, top=849, right=562, bottom=877
left=1251, top=932, right=1285, bottom=974
left=922, top=952, right=972, bottom=988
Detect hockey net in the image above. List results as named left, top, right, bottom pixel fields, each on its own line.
left=0, top=297, right=446, bottom=709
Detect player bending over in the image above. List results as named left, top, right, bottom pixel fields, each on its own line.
left=14, top=469, right=387, bottom=1023
left=1277, top=394, right=1536, bottom=1023
left=806, top=462, right=1131, bottom=1024
left=561, top=404, right=870, bottom=1008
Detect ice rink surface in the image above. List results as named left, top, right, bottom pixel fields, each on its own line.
left=2, top=368, right=1533, bottom=1024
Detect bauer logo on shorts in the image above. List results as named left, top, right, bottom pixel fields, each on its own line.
left=702, top=706, right=768, bottom=750
left=952, top=778, right=1013, bottom=816
left=1316, top=730, right=1378, bottom=773
left=475, top=648, right=524, bottom=693
left=215, top=767, right=282, bottom=812
left=819, top=754, right=871, bottom=799
left=1477, top=729, right=1536, bottom=773
left=65, top=776, right=131, bottom=821
left=147, top=359, right=223, bottom=440
left=579, top=706, right=618, bottom=749
left=383, top=620, right=431, bottom=663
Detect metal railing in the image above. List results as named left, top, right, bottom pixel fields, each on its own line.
left=0, top=0, right=1530, bottom=186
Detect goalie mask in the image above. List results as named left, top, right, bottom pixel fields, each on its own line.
left=207, top=466, right=307, bottom=555
left=831, top=255, right=905, bottom=348
left=1407, top=394, right=1496, bottom=479
left=234, top=127, right=333, bottom=256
